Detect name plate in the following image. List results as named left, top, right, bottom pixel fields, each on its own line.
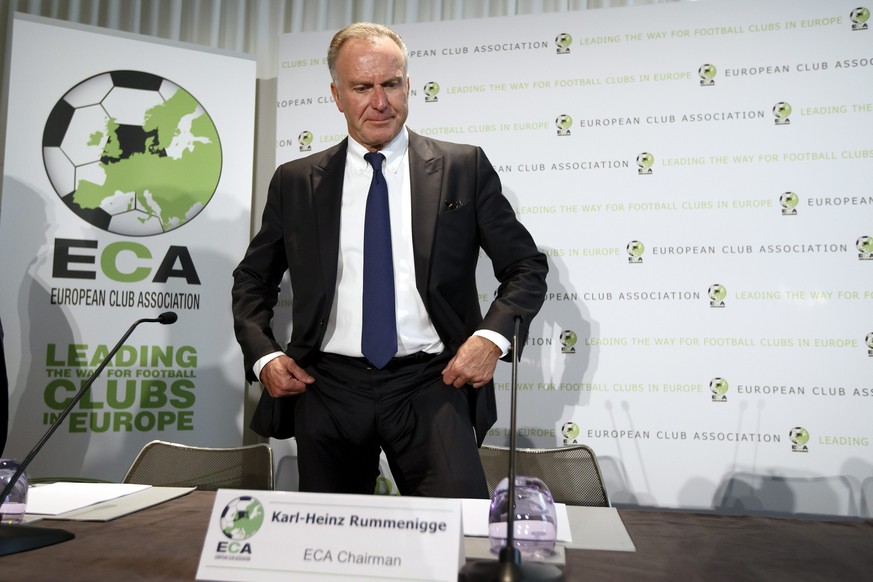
left=196, top=489, right=463, bottom=582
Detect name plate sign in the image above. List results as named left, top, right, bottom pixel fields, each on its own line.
left=196, top=489, right=464, bottom=582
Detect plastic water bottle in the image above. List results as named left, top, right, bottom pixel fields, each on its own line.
left=488, top=475, right=558, bottom=560
left=0, top=458, right=28, bottom=524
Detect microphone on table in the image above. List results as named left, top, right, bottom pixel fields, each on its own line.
left=462, top=316, right=563, bottom=582
left=0, top=312, right=178, bottom=556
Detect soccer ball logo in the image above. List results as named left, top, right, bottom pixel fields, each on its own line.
left=559, top=329, right=577, bottom=354
left=298, top=130, right=313, bottom=151
left=779, top=191, right=799, bottom=215
left=559, top=330, right=577, bottom=348
left=773, top=101, right=792, bottom=125
left=788, top=426, right=809, bottom=452
left=220, top=496, right=265, bottom=540
left=708, top=283, right=727, bottom=307
left=698, top=63, right=717, bottom=86
left=42, top=70, right=222, bottom=236
left=627, top=240, right=645, bottom=263
left=850, top=7, right=870, bottom=30
left=424, top=81, right=440, bottom=102
left=555, top=33, right=572, bottom=54
left=561, top=421, right=580, bottom=443
left=710, top=377, right=728, bottom=401
left=555, top=114, right=572, bottom=136
left=636, top=152, right=654, bottom=174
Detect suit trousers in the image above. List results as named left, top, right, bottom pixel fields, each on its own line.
left=293, top=351, right=489, bottom=498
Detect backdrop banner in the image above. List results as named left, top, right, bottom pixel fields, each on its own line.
left=272, top=0, right=873, bottom=516
left=0, top=15, right=255, bottom=480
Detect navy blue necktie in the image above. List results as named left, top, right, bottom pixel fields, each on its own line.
left=361, top=152, right=397, bottom=368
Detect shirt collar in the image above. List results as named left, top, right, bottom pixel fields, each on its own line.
left=348, top=127, right=408, bottom=176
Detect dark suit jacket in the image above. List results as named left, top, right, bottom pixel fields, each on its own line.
left=232, top=130, right=548, bottom=444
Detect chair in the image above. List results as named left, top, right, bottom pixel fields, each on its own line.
left=122, top=440, right=273, bottom=490
left=478, top=444, right=610, bottom=506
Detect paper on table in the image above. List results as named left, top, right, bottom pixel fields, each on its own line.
left=26, top=482, right=152, bottom=515
left=49, top=486, right=195, bottom=521
left=563, top=506, right=636, bottom=552
left=461, top=498, right=573, bottom=543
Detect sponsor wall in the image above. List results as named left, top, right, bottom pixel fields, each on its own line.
left=271, top=0, right=873, bottom=516
left=0, top=15, right=255, bottom=480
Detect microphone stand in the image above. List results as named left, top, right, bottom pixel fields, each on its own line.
left=0, top=312, right=177, bottom=556
left=463, top=317, right=563, bottom=582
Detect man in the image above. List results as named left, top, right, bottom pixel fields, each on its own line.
left=232, top=22, right=547, bottom=498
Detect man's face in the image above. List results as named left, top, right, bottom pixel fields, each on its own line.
left=330, top=37, right=410, bottom=152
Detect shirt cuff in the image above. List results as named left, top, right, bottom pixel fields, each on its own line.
left=473, top=329, right=510, bottom=358
left=253, top=351, right=284, bottom=382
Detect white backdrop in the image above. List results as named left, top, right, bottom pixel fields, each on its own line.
left=270, top=0, right=873, bottom=517
left=0, top=15, right=255, bottom=481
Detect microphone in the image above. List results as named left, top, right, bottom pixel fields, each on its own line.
left=462, top=316, right=562, bottom=582
left=156, top=311, right=178, bottom=325
left=0, top=312, right=178, bottom=556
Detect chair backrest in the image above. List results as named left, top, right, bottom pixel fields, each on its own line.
left=122, top=440, right=273, bottom=491
left=478, top=444, right=610, bottom=506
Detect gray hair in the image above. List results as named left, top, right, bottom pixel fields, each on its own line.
left=327, top=22, right=408, bottom=82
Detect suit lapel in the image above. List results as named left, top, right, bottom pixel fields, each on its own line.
left=408, top=132, right=443, bottom=296
left=311, top=140, right=348, bottom=303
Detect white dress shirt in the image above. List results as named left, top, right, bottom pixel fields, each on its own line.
left=321, top=129, right=443, bottom=357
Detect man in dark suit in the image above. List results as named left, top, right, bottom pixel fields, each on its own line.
left=232, top=22, right=547, bottom=498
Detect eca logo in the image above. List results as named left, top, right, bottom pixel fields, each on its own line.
left=53, top=238, right=200, bottom=284
left=216, top=540, right=252, bottom=555
left=216, top=496, right=264, bottom=555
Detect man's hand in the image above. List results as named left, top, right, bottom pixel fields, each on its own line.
left=442, top=335, right=501, bottom=389
left=259, top=354, right=314, bottom=397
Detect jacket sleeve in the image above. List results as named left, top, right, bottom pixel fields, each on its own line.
left=473, top=146, right=549, bottom=359
left=231, top=166, right=289, bottom=382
